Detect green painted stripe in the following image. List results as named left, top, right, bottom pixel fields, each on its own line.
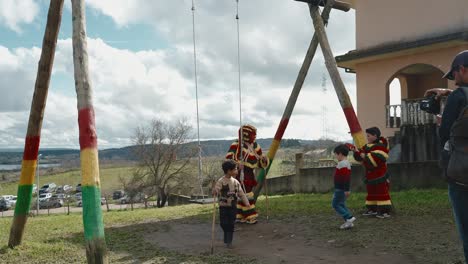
left=82, top=186, right=105, bottom=241
left=14, top=185, right=33, bottom=216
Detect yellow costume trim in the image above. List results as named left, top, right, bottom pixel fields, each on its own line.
left=372, top=150, right=389, bottom=159
left=366, top=153, right=378, bottom=167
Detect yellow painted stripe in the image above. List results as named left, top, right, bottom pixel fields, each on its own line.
left=81, top=148, right=101, bottom=187
left=268, top=139, right=280, bottom=159
left=19, top=160, right=37, bottom=185
left=351, top=131, right=366, bottom=149
left=366, top=153, right=378, bottom=167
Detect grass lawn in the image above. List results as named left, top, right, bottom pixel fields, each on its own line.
left=0, top=189, right=464, bottom=263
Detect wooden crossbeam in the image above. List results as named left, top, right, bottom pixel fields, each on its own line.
left=294, top=0, right=351, bottom=12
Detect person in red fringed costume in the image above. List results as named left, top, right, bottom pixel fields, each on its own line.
left=225, top=124, right=269, bottom=224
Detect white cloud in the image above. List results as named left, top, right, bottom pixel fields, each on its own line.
left=0, top=45, right=40, bottom=112
left=0, top=1, right=358, bottom=148
left=0, top=0, right=39, bottom=33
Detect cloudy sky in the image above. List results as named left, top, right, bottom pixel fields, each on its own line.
left=0, top=0, right=357, bottom=149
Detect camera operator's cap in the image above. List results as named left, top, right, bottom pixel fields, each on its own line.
left=443, top=50, right=468, bottom=80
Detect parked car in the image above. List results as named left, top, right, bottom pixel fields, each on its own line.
left=0, top=198, right=11, bottom=211
left=39, top=183, right=57, bottom=194
left=9, top=196, right=17, bottom=207
left=76, top=197, right=106, bottom=207
left=38, top=193, right=53, bottom=202
left=55, top=185, right=64, bottom=193
left=63, top=185, right=73, bottom=193
left=74, top=192, right=82, bottom=200
left=113, top=190, right=125, bottom=200
left=1, top=195, right=14, bottom=201
left=76, top=183, right=82, bottom=193
left=56, top=193, right=70, bottom=200
left=40, top=197, right=63, bottom=209
left=1, top=195, right=16, bottom=207
left=120, top=193, right=145, bottom=204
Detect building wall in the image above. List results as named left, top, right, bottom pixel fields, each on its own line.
left=405, top=73, right=447, bottom=99
left=352, top=0, right=468, bottom=49
left=354, top=45, right=467, bottom=137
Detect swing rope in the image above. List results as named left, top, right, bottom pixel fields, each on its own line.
left=191, top=0, right=205, bottom=200
left=235, top=0, right=248, bottom=193
left=234, top=1, right=269, bottom=220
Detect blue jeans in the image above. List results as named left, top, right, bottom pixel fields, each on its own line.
left=332, top=190, right=352, bottom=221
left=449, top=182, right=468, bottom=263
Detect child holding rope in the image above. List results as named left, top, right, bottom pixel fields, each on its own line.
left=213, top=160, right=250, bottom=248
left=352, top=127, right=392, bottom=218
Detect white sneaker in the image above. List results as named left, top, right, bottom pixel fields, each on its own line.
left=346, top=216, right=356, bottom=223
left=340, top=221, right=354, bottom=229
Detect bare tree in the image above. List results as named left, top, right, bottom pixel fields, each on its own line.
left=100, top=190, right=113, bottom=212
left=133, top=118, right=194, bottom=208
left=202, top=158, right=223, bottom=193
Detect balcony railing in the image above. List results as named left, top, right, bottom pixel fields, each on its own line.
left=386, top=97, right=447, bottom=128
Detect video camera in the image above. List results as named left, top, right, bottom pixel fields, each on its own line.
left=419, top=94, right=440, bottom=115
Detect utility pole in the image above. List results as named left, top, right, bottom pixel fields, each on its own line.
left=321, top=72, right=329, bottom=140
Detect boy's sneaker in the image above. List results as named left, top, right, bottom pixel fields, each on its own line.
left=340, top=216, right=356, bottom=229
left=340, top=221, right=354, bottom=229
left=225, top=243, right=233, bottom=249
left=362, top=210, right=377, bottom=216
left=376, top=213, right=391, bottom=219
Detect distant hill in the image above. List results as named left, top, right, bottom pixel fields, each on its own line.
left=0, top=138, right=341, bottom=165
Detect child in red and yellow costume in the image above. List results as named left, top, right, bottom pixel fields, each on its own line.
left=225, top=124, right=269, bottom=224
left=351, top=127, right=392, bottom=219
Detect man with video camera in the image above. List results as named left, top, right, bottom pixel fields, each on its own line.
left=425, top=50, right=468, bottom=263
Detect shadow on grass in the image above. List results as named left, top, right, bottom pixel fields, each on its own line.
left=0, top=245, right=10, bottom=255
left=45, top=213, right=246, bottom=264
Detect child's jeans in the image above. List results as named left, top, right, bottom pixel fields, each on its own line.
left=220, top=206, right=237, bottom=244
left=332, top=189, right=352, bottom=220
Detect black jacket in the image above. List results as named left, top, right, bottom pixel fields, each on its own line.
left=439, top=87, right=467, bottom=147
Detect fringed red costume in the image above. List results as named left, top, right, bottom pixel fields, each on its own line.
left=353, top=137, right=392, bottom=214
left=226, top=124, right=269, bottom=224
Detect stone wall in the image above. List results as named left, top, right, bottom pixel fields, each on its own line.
left=264, top=160, right=446, bottom=195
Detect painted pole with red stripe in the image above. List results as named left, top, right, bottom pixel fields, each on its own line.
left=71, top=0, right=108, bottom=262
left=253, top=2, right=335, bottom=201
left=309, top=2, right=366, bottom=148
left=8, top=0, right=64, bottom=248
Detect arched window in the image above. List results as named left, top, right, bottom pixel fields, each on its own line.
left=385, top=64, right=447, bottom=128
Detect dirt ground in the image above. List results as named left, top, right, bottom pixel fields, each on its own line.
left=145, top=219, right=415, bottom=264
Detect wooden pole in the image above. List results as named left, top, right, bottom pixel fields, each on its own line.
left=294, top=0, right=351, bottom=12
left=71, top=0, right=108, bottom=263
left=309, top=2, right=366, bottom=148
left=8, top=0, right=64, bottom=248
left=253, top=1, right=335, bottom=201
